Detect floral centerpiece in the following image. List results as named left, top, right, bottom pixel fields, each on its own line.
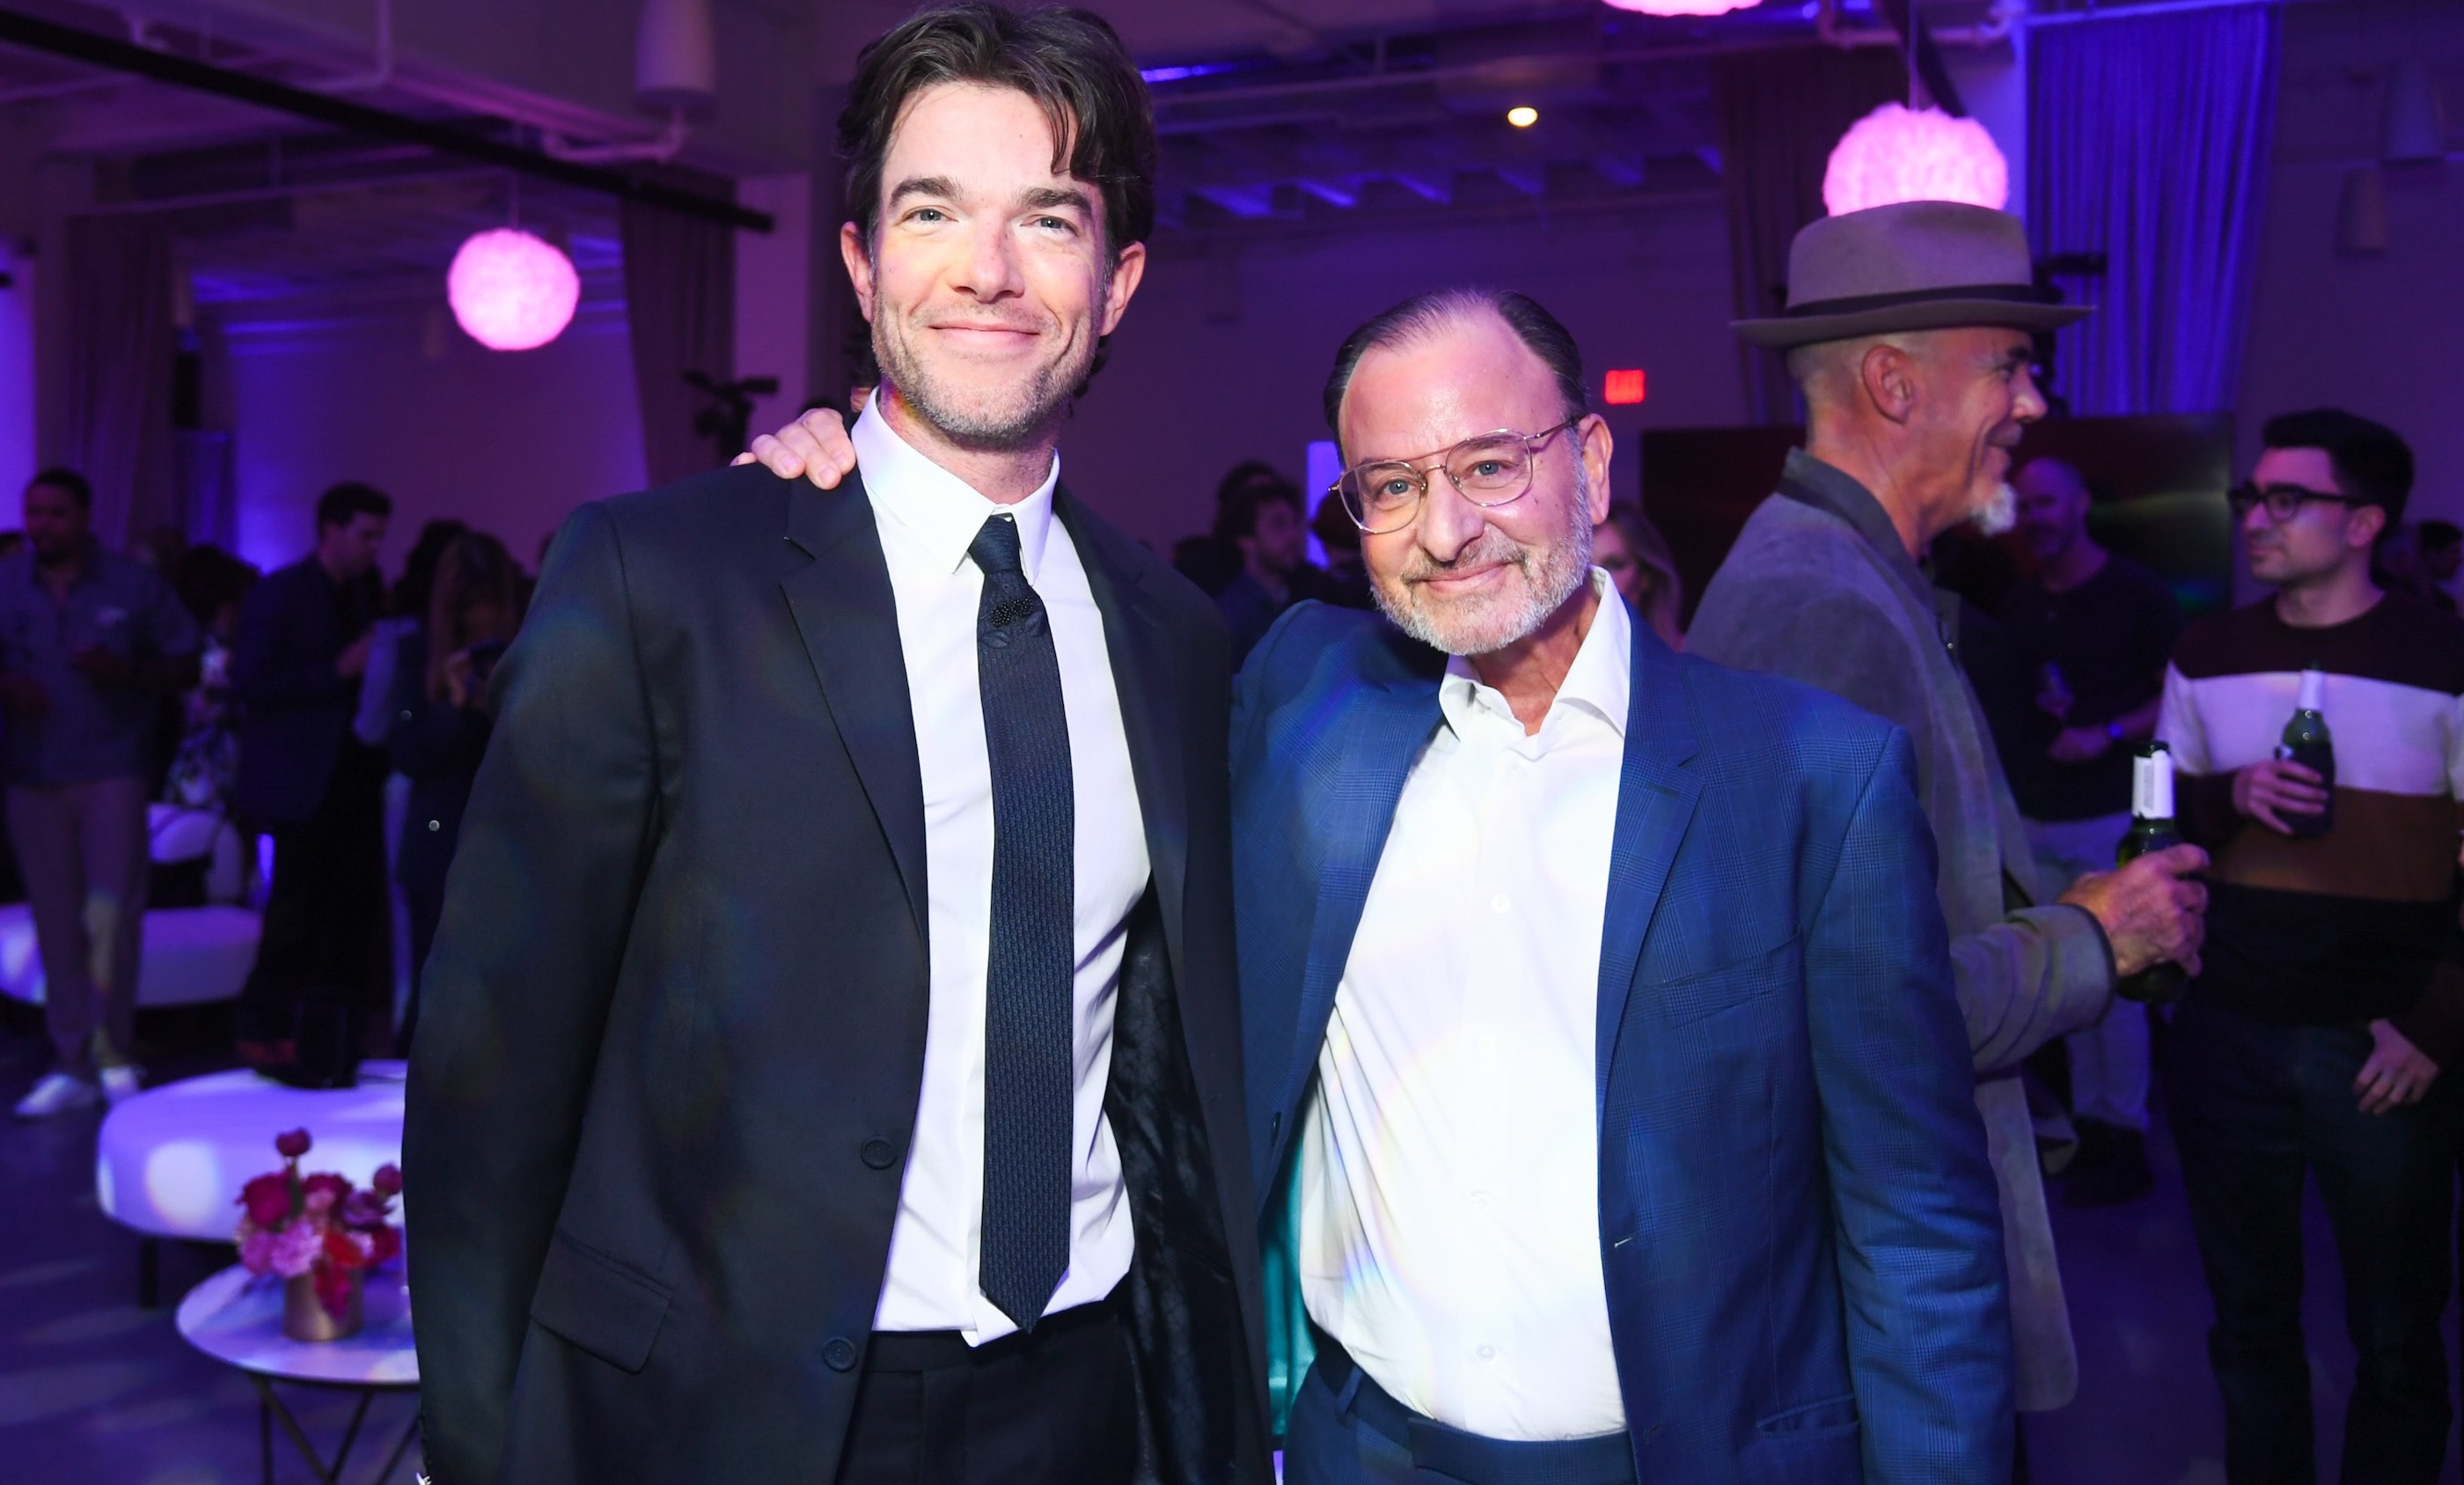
left=235, top=1128, right=402, bottom=1341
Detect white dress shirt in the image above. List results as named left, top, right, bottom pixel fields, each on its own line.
left=854, top=399, right=1148, bottom=1343
left=1298, top=571, right=1631, bottom=1439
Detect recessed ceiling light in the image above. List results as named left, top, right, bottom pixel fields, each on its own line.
left=1507, top=106, right=1539, bottom=129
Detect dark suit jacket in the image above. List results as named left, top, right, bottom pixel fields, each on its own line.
left=1233, top=603, right=2013, bottom=1481
left=404, top=463, right=1271, bottom=1485
left=231, top=557, right=369, bottom=823
left=384, top=627, right=489, bottom=900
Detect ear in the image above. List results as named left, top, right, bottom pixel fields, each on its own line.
left=839, top=222, right=878, bottom=324
left=1576, top=415, right=1615, bottom=526
left=2348, top=503, right=2388, bottom=552
left=1858, top=342, right=1921, bottom=426
left=1098, top=241, right=1147, bottom=337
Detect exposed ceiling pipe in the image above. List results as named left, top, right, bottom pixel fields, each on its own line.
left=1817, top=0, right=2018, bottom=49
left=304, top=0, right=392, bottom=94
left=544, top=108, right=690, bottom=165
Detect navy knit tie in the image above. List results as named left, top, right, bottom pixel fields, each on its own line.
left=969, top=513, right=1075, bottom=1333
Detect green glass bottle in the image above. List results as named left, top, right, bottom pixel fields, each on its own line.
left=2277, top=665, right=2335, bottom=840
left=2115, top=742, right=2188, bottom=1005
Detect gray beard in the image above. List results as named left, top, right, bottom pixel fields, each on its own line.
left=1374, top=466, right=1595, bottom=657
left=1971, top=481, right=2019, bottom=537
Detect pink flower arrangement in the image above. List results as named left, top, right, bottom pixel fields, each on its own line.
left=234, top=1128, right=403, bottom=1319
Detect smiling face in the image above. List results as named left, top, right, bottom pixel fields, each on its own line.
left=1338, top=312, right=1612, bottom=657
left=842, top=82, right=1145, bottom=452
left=1908, top=327, right=2045, bottom=535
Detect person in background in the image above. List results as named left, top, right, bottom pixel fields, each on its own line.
left=0, top=532, right=25, bottom=562
left=1213, top=460, right=1315, bottom=666
left=1998, top=456, right=2183, bottom=1206
left=2, top=468, right=202, bottom=1117
left=392, top=518, right=471, bottom=631
left=231, top=482, right=394, bottom=1081
left=1593, top=498, right=1683, bottom=648
left=387, top=532, right=522, bottom=1055
left=1170, top=532, right=1242, bottom=598
left=2417, top=518, right=2460, bottom=612
left=2157, top=410, right=2464, bottom=1485
left=1688, top=201, right=2208, bottom=1432
left=1307, top=487, right=1375, bottom=610
left=163, top=546, right=258, bottom=815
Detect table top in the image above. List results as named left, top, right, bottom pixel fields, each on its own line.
left=176, top=1263, right=419, bottom=1386
left=97, top=1062, right=408, bottom=1240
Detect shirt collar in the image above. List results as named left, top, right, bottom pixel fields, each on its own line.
left=851, top=395, right=1061, bottom=581
left=1775, top=448, right=1936, bottom=611
left=1437, top=568, right=1632, bottom=744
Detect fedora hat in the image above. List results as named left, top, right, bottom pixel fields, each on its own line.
left=1733, top=200, right=2091, bottom=349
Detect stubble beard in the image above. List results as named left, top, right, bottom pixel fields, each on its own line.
left=872, top=314, right=1094, bottom=452
left=1372, top=465, right=1595, bottom=657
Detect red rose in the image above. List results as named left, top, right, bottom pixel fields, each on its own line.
left=370, top=1164, right=403, bottom=1197
left=239, top=1173, right=292, bottom=1229
left=367, top=1225, right=402, bottom=1266
left=312, top=1266, right=356, bottom=1320
left=275, top=1128, right=312, bottom=1159
left=323, top=1229, right=368, bottom=1270
left=300, top=1173, right=349, bottom=1212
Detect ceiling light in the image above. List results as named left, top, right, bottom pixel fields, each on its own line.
left=1822, top=102, right=2009, bottom=217
left=1507, top=106, right=1539, bottom=129
left=447, top=229, right=581, bottom=352
left=1602, top=0, right=1763, bottom=15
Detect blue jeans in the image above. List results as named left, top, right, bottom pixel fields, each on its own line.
left=2162, top=998, right=2462, bottom=1484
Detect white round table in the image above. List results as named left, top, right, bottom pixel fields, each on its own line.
left=0, top=901, right=261, bottom=1008
left=96, top=1062, right=407, bottom=1305
left=178, top=1262, right=421, bottom=1483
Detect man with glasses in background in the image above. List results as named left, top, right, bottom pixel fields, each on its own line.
left=2157, top=409, right=2464, bottom=1484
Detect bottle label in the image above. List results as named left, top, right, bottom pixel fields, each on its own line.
left=2298, top=668, right=2327, bottom=712
left=2132, top=749, right=2174, bottom=820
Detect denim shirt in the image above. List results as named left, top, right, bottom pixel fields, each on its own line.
left=0, top=545, right=202, bottom=787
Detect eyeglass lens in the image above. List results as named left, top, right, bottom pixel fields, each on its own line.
left=1338, top=433, right=1541, bottom=527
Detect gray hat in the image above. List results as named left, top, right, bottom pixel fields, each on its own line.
left=1732, top=200, right=2092, bottom=350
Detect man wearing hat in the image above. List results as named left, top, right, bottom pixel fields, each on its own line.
left=1690, top=201, right=2211, bottom=1422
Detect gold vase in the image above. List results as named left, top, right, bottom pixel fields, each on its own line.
left=282, top=1270, right=364, bottom=1342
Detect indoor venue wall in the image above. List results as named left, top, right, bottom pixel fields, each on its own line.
left=208, top=300, right=642, bottom=576
left=1054, top=195, right=1747, bottom=552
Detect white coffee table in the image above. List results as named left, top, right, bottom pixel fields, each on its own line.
left=177, top=1262, right=421, bottom=1483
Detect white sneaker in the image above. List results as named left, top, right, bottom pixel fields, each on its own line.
left=14, top=1072, right=101, bottom=1118
left=98, top=1065, right=143, bottom=1104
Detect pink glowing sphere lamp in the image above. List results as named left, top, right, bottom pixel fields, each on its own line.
left=1822, top=103, right=2009, bottom=217
left=1602, top=0, right=1762, bottom=14
left=446, top=228, right=581, bottom=351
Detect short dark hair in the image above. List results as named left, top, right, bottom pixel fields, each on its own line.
left=2419, top=518, right=2462, bottom=554
left=2262, top=408, right=2414, bottom=526
left=1323, top=288, right=1591, bottom=446
left=1212, top=461, right=1302, bottom=543
left=839, top=4, right=1156, bottom=260
left=315, top=482, right=392, bottom=530
left=27, top=467, right=91, bottom=511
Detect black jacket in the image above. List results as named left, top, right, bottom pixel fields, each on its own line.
left=231, top=558, right=372, bottom=823
left=384, top=627, right=489, bottom=900
left=404, top=463, right=1270, bottom=1484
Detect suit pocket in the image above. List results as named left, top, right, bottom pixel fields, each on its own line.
left=528, top=1230, right=671, bottom=1374
left=1756, top=1392, right=1859, bottom=1436
left=1654, top=934, right=1800, bottom=1026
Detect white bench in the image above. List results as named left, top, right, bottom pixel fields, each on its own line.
left=0, top=902, right=261, bottom=1010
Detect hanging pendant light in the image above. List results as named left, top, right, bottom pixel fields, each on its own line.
left=1822, top=101, right=2009, bottom=217
left=446, top=228, right=581, bottom=352
left=1602, top=0, right=1763, bottom=16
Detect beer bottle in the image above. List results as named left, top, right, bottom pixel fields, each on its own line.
left=2277, top=665, right=2335, bottom=839
left=2115, top=742, right=2188, bottom=1005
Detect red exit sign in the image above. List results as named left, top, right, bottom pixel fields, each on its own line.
left=1603, top=368, right=1646, bottom=405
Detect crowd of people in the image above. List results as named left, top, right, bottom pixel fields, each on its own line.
left=8, top=474, right=529, bottom=1116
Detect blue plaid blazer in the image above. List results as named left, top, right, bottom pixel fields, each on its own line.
left=1230, top=601, right=2013, bottom=1483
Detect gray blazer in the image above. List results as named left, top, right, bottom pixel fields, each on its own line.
left=1690, top=450, right=2114, bottom=1412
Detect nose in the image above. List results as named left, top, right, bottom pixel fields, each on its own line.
left=952, top=215, right=1025, bottom=302
left=2011, top=362, right=2049, bottom=423
left=1414, top=470, right=1489, bottom=562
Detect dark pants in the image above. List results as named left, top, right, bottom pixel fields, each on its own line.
left=237, top=743, right=391, bottom=1048
left=2163, top=997, right=2462, bottom=1485
left=398, top=879, right=444, bottom=1056
left=1285, top=1331, right=1636, bottom=1485
left=833, top=1295, right=1138, bottom=1485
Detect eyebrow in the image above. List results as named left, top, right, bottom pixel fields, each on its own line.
left=885, top=175, right=962, bottom=210
left=1018, top=185, right=1096, bottom=217
left=884, top=178, right=1096, bottom=220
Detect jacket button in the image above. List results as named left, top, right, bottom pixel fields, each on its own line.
left=427, top=820, right=441, bottom=832
left=822, top=1336, right=858, bottom=1371
left=861, top=1138, right=897, bottom=1170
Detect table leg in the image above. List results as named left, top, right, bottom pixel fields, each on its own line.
left=370, top=1415, right=422, bottom=1483
left=260, top=1392, right=273, bottom=1485
left=250, top=1373, right=344, bottom=1484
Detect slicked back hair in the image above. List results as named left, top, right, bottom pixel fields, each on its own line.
left=839, top=4, right=1156, bottom=262
left=1323, top=289, right=1591, bottom=448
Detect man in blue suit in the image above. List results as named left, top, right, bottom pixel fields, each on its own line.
left=1235, top=290, right=2012, bottom=1483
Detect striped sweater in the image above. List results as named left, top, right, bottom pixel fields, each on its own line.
left=2156, top=595, right=2464, bottom=1062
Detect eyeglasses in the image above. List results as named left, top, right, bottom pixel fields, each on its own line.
left=2227, top=482, right=2368, bottom=524
left=1331, top=420, right=1579, bottom=535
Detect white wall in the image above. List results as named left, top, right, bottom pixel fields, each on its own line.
left=1050, top=195, right=1746, bottom=550
left=215, top=298, right=643, bottom=576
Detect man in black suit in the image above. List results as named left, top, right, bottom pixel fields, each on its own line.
left=232, top=480, right=392, bottom=1077
left=403, top=8, right=1268, bottom=1484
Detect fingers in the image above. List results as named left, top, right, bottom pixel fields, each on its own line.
left=749, top=433, right=807, bottom=479
left=2277, top=761, right=2322, bottom=786
left=2249, top=798, right=2291, bottom=834
left=2154, top=843, right=2209, bottom=875
left=730, top=452, right=754, bottom=466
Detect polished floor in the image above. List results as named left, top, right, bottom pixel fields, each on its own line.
left=0, top=1009, right=2453, bottom=1483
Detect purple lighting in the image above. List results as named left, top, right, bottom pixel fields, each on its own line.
left=1822, top=103, right=2010, bottom=217
left=446, top=229, right=581, bottom=352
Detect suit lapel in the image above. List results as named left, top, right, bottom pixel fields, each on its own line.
left=1595, top=628, right=1703, bottom=1112
left=780, top=474, right=929, bottom=945
left=1057, top=490, right=1191, bottom=979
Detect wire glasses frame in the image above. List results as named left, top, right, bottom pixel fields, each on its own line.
left=2226, top=482, right=2367, bottom=524
left=1330, top=419, right=1581, bottom=535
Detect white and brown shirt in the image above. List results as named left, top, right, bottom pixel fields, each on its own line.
left=2158, top=595, right=2464, bottom=1059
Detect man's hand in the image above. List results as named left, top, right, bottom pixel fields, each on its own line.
left=444, top=649, right=478, bottom=711
left=2356, top=1018, right=2439, bottom=1115
left=68, top=645, right=135, bottom=686
left=734, top=408, right=857, bottom=490
left=2233, top=759, right=2328, bottom=834
left=2047, top=724, right=2112, bottom=764
left=336, top=634, right=376, bottom=680
left=2058, top=842, right=2209, bottom=979
left=0, top=672, right=48, bottom=717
